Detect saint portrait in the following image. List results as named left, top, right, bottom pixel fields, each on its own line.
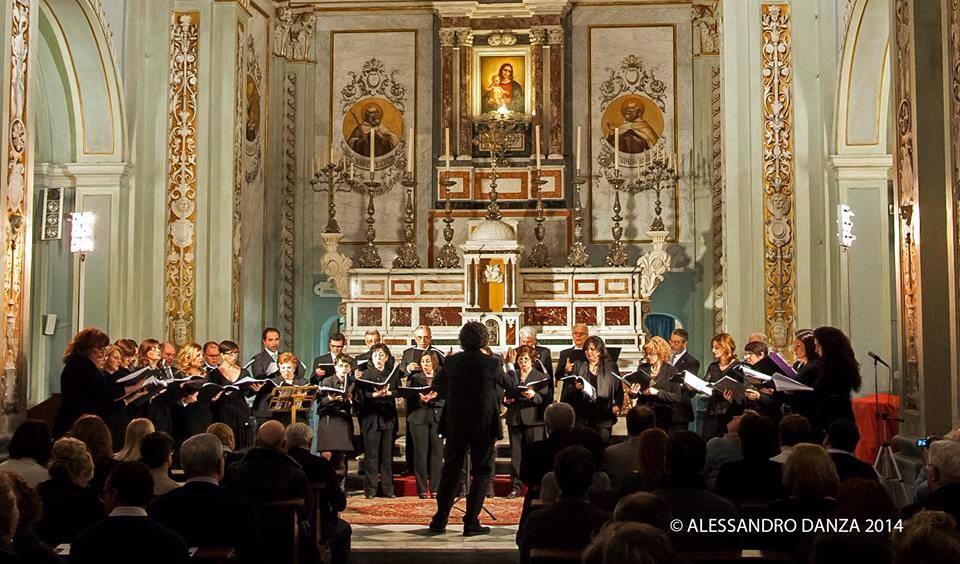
left=601, top=94, right=664, bottom=155
left=476, top=52, right=528, bottom=115
left=341, top=98, right=403, bottom=159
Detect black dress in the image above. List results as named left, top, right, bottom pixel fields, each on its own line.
left=105, top=367, right=133, bottom=450
left=53, top=355, right=116, bottom=437
left=701, top=360, right=742, bottom=440
left=561, top=360, right=623, bottom=442
left=316, top=374, right=355, bottom=453
left=356, top=365, right=398, bottom=497
left=209, top=367, right=255, bottom=449
left=633, top=362, right=691, bottom=432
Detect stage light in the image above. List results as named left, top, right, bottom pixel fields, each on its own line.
left=70, top=211, right=95, bottom=254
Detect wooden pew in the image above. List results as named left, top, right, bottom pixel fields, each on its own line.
left=254, top=499, right=304, bottom=564
left=190, top=546, right=236, bottom=563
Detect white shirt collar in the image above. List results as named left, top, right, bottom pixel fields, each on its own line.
left=826, top=448, right=852, bottom=455
left=109, top=506, right=148, bottom=517
left=266, top=349, right=277, bottom=360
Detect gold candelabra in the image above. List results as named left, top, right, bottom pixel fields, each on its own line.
left=567, top=171, right=590, bottom=267
left=473, top=107, right=527, bottom=221
left=393, top=173, right=420, bottom=268
left=309, top=160, right=351, bottom=233
left=620, top=152, right=679, bottom=231
left=527, top=170, right=550, bottom=267
left=354, top=172, right=391, bottom=268
left=436, top=172, right=460, bottom=268
left=605, top=169, right=628, bottom=267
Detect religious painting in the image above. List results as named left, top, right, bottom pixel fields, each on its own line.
left=473, top=48, right=530, bottom=115
left=601, top=94, right=664, bottom=155
left=341, top=97, right=404, bottom=159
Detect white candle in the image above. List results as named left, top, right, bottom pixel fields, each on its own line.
left=369, top=128, right=376, bottom=173
left=615, top=130, right=621, bottom=170
left=576, top=126, right=582, bottom=173
left=445, top=128, right=451, bottom=169
left=535, top=125, right=541, bottom=170
left=407, top=128, right=414, bottom=173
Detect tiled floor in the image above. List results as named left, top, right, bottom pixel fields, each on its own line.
left=351, top=524, right=520, bottom=564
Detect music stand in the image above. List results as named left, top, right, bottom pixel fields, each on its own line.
left=268, top=385, right=319, bottom=426
left=870, top=355, right=908, bottom=502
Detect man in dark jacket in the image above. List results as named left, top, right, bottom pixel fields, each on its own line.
left=430, top=322, right=514, bottom=536
left=150, top=433, right=257, bottom=563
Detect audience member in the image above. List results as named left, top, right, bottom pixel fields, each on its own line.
left=140, top=432, right=180, bottom=496
left=67, top=414, right=118, bottom=494
left=770, top=443, right=839, bottom=515
left=653, top=431, right=737, bottom=550
left=283, top=423, right=352, bottom=564
left=539, top=428, right=611, bottom=505
left=0, top=420, right=52, bottom=488
left=603, top=406, right=656, bottom=492
left=35, top=438, right=104, bottom=545
left=516, top=445, right=611, bottom=564
left=714, top=414, right=784, bottom=504
left=834, top=478, right=896, bottom=519
left=3, top=471, right=62, bottom=564
left=612, top=492, right=672, bottom=531
left=824, top=419, right=879, bottom=482
left=207, top=422, right=243, bottom=467
left=771, top=414, right=811, bottom=464
left=114, top=418, right=155, bottom=462
left=703, top=411, right=752, bottom=490
left=892, top=510, right=960, bottom=563
left=71, top=462, right=188, bottom=564
left=903, top=439, right=960, bottom=524
left=518, top=402, right=575, bottom=525
left=149, top=434, right=257, bottom=564
left=0, top=472, right=19, bottom=564
left=618, top=428, right=668, bottom=497
left=582, top=522, right=677, bottom=564
left=806, top=479, right=896, bottom=564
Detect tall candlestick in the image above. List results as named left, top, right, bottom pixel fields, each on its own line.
left=329, top=144, right=334, bottom=167
left=369, top=128, right=375, bottom=173
left=407, top=128, right=414, bottom=173
left=576, top=126, right=582, bottom=172
left=445, top=128, right=451, bottom=169
left=535, top=125, right=541, bottom=170
left=614, top=127, right=620, bottom=170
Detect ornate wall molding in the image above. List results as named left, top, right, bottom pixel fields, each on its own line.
left=232, top=22, right=244, bottom=341
left=280, top=73, right=297, bottom=349
left=759, top=3, right=796, bottom=354
left=710, top=64, right=725, bottom=334
left=88, top=0, right=117, bottom=66
left=950, top=0, right=960, bottom=397
left=692, top=0, right=720, bottom=56
left=457, top=29, right=473, bottom=156
left=546, top=25, right=563, bottom=155
left=273, top=7, right=315, bottom=62
left=1, top=0, right=32, bottom=412
left=165, top=12, right=200, bottom=346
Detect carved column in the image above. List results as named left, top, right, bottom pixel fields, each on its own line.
left=0, top=0, right=33, bottom=415
left=457, top=29, right=473, bottom=158
left=759, top=4, right=796, bottom=356
left=546, top=26, right=564, bottom=157
left=439, top=28, right=456, bottom=154
left=280, top=73, right=297, bottom=349
left=231, top=22, right=244, bottom=341
left=892, top=0, right=957, bottom=433
left=530, top=27, right=546, bottom=128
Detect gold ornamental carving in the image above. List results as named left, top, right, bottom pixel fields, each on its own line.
left=280, top=73, right=297, bottom=347
left=759, top=3, right=796, bottom=355
left=1, top=0, right=32, bottom=412
left=692, top=0, right=720, bottom=56
left=710, top=65, right=725, bottom=334
left=165, top=12, right=200, bottom=346
left=232, top=22, right=244, bottom=341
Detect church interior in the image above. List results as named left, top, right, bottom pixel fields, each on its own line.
left=0, top=0, right=958, bottom=562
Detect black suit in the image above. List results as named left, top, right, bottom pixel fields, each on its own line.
left=633, top=363, right=692, bottom=432
left=554, top=347, right=582, bottom=381
left=516, top=499, right=611, bottom=564
left=149, top=480, right=257, bottom=564
left=70, top=514, right=189, bottom=564
left=53, top=355, right=117, bottom=437
left=406, top=372, right=445, bottom=496
left=433, top=350, right=514, bottom=526
left=356, top=365, right=399, bottom=497
left=287, top=447, right=352, bottom=563
left=671, top=350, right=701, bottom=377
left=561, top=360, right=623, bottom=442
left=505, top=367, right=549, bottom=489
left=829, top=451, right=878, bottom=483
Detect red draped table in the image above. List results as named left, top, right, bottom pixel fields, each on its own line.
left=853, top=393, right=900, bottom=463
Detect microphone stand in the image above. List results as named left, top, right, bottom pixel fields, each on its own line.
left=871, top=354, right=907, bottom=502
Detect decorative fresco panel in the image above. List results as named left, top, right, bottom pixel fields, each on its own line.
left=357, top=306, right=383, bottom=327
left=390, top=307, right=412, bottom=327
left=575, top=306, right=598, bottom=326
left=604, top=306, right=631, bottom=326
left=419, top=306, right=462, bottom=327
left=523, top=306, right=568, bottom=327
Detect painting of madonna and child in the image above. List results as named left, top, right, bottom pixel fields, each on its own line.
left=476, top=52, right=530, bottom=115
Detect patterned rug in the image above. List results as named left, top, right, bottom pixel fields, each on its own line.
left=343, top=496, right=524, bottom=525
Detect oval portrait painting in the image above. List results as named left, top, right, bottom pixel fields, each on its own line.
left=600, top=94, right=664, bottom=155
left=341, top=98, right=404, bottom=159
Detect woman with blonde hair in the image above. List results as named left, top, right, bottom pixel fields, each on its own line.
left=770, top=443, right=839, bottom=514
left=171, top=342, right=216, bottom=444
left=114, top=418, right=155, bottom=462
left=35, top=438, right=104, bottom=545
left=701, top=333, right=743, bottom=440
left=631, top=336, right=690, bottom=433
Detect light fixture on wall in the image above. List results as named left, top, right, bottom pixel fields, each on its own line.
left=837, top=204, right=856, bottom=249
left=69, top=211, right=95, bottom=329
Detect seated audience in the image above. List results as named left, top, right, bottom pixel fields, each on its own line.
left=603, top=406, right=656, bottom=492
left=0, top=420, right=52, bottom=488
left=703, top=411, right=753, bottom=490
left=149, top=433, right=257, bottom=564
left=612, top=492, right=672, bottom=531
left=715, top=413, right=784, bottom=505
left=582, top=522, right=677, bottom=564
left=539, top=428, right=611, bottom=505
left=519, top=402, right=576, bottom=524
left=207, top=423, right=243, bottom=467
left=516, top=445, right=611, bottom=564
left=283, top=423, right=352, bottom=564
left=834, top=477, right=896, bottom=519
left=770, top=443, right=839, bottom=516
left=140, top=432, right=180, bottom=496
left=824, top=419, right=879, bottom=482
left=806, top=479, right=896, bottom=564
left=653, top=431, right=737, bottom=550
left=114, top=418, right=155, bottom=462
left=35, top=438, right=104, bottom=545
left=67, top=414, right=118, bottom=494
left=771, top=414, right=812, bottom=464
left=903, top=439, right=960, bottom=524
left=0, top=472, right=19, bottom=564
left=618, top=428, right=668, bottom=497
left=3, top=471, right=62, bottom=564
left=71, top=462, right=188, bottom=564
left=892, top=510, right=960, bottom=563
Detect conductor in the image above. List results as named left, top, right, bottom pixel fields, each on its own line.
left=430, top=322, right=514, bottom=536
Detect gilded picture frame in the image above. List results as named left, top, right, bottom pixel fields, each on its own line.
left=472, top=46, right=532, bottom=116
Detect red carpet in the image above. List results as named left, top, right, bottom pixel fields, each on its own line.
left=343, top=496, right=524, bottom=525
